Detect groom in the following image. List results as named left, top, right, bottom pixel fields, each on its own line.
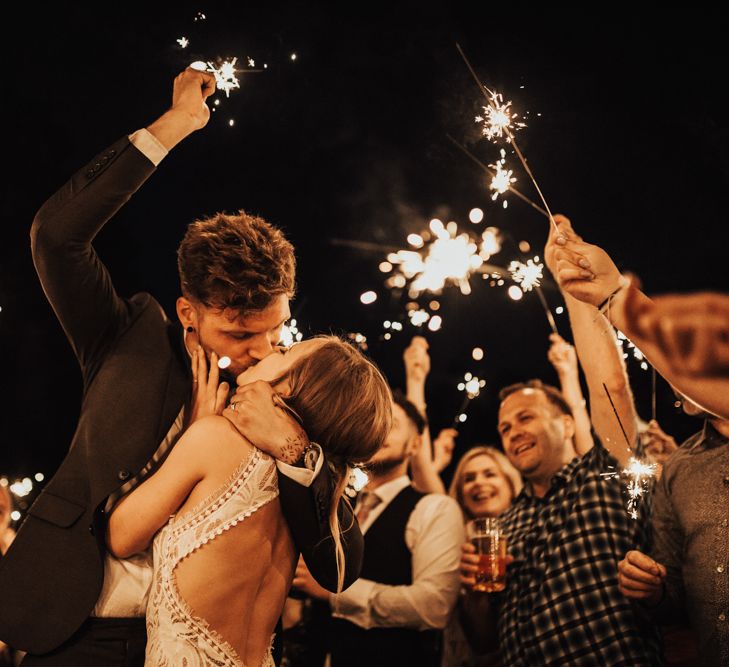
left=0, top=68, right=363, bottom=665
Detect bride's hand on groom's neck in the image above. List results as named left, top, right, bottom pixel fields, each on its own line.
left=223, top=380, right=310, bottom=465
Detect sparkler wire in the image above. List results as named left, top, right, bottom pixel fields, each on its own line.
left=455, top=43, right=559, bottom=234
left=602, top=382, right=634, bottom=455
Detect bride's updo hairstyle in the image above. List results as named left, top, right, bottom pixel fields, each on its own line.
left=275, top=335, right=392, bottom=592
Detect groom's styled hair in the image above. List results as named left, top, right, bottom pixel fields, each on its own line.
left=177, top=210, right=296, bottom=313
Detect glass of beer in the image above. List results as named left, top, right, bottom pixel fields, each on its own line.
left=467, top=517, right=508, bottom=592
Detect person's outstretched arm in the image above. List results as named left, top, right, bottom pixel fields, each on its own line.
left=30, top=68, right=215, bottom=378
left=547, top=215, right=729, bottom=420
left=546, top=333, right=595, bottom=456
left=545, top=216, right=639, bottom=467
left=107, top=415, right=234, bottom=557
left=404, top=337, right=446, bottom=494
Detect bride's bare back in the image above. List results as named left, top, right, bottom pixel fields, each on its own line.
left=146, top=416, right=297, bottom=667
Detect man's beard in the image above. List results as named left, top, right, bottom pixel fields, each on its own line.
left=366, top=454, right=407, bottom=477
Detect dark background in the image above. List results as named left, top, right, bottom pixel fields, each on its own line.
left=2, top=2, right=729, bottom=502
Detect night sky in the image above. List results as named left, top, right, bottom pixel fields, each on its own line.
left=3, top=2, right=729, bottom=492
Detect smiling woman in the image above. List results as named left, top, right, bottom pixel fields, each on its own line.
left=448, top=446, right=522, bottom=521
left=443, top=446, right=521, bottom=666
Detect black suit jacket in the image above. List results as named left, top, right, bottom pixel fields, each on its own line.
left=0, top=136, right=362, bottom=654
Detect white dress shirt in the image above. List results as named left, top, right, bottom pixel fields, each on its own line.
left=92, top=129, right=321, bottom=617
left=331, top=475, right=465, bottom=631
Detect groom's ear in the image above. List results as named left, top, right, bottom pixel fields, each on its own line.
left=176, top=296, right=198, bottom=330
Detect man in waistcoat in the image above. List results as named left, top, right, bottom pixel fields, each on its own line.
left=293, top=391, right=464, bottom=667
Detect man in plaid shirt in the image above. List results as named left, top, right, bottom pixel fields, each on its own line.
left=494, top=381, right=662, bottom=665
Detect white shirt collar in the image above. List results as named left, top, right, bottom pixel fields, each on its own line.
left=365, top=474, right=411, bottom=505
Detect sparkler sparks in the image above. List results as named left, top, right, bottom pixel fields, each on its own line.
left=480, top=227, right=503, bottom=258
left=177, top=37, right=189, bottom=49
left=508, top=257, right=544, bottom=292
left=385, top=219, right=487, bottom=297
left=454, top=372, right=486, bottom=425
left=602, top=457, right=656, bottom=520
left=457, top=372, right=486, bottom=398
left=475, top=90, right=526, bottom=142
left=489, top=149, right=517, bottom=205
left=408, top=309, right=430, bottom=327
left=206, top=57, right=240, bottom=97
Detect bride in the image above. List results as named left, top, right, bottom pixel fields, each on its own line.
left=106, top=336, right=391, bottom=666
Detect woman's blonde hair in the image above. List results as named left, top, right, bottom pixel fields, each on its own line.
left=277, top=335, right=392, bottom=592
left=448, top=446, right=523, bottom=521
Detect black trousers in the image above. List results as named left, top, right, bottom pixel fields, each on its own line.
left=21, top=618, right=146, bottom=667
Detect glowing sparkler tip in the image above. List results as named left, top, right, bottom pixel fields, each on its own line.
left=206, top=58, right=240, bottom=98
left=217, top=356, right=232, bottom=370
left=508, top=258, right=544, bottom=292
left=475, top=90, right=527, bottom=142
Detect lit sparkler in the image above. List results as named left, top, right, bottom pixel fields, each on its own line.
left=489, top=149, right=517, bottom=206
left=624, top=457, right=657, bottom=519
left=601, top=457, right=656, bottom=520
left=385, top=219, right=488, bottom=297
left=508, top=257, right=544, bottom=292
left=206, top=57, right=240, bottom=97
left=453, top=372, right=486, bottom=425
left=480, top=227, right=503, bottom=258
left=475, top=91, right=526, bottom=142
left=456, top=43, right=559, bottom=233
left=602, top=383, right=656, bottom=519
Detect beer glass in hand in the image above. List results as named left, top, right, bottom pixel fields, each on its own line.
left=467, top=517, right=508, bottom=592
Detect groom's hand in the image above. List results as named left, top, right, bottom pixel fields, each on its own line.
left=292, top=556, right=330, bottom=601
left=224, top=380, right=310, bottom=464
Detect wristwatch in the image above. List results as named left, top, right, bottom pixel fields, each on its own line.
left=294, top=441, right=320, bottom=471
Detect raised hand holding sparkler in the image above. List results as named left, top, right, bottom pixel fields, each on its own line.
left=147, top=67, right=217, bottom=149
left=545, top=214, right=629, bottom=309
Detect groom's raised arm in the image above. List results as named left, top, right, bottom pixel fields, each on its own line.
left=30, top=68, right=216, bottom=377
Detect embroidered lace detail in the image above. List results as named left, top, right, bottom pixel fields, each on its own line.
left=145, top=448, right=279, bottom=667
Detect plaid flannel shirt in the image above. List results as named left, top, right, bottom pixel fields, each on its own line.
left=497, top=441, right=662, bottom=666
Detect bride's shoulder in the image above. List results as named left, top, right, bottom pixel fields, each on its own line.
left=183, top=416, right=251, bottom=455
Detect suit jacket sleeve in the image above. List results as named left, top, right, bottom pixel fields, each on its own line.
left=277, top=462, right=364, bottom=592
left=30, top=136, right=157, bottom=381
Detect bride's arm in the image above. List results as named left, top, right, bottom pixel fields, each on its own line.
left=106, top=416, right=227, bottom=558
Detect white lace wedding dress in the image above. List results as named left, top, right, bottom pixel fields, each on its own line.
left=145, top=448, right=279, bottom=666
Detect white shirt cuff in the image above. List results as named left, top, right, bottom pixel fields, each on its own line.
left=129, top=128, right=168, bottom=166
left=275, top=443, right=323, bottom=487
left=330, top=577, right=377, bottom=629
